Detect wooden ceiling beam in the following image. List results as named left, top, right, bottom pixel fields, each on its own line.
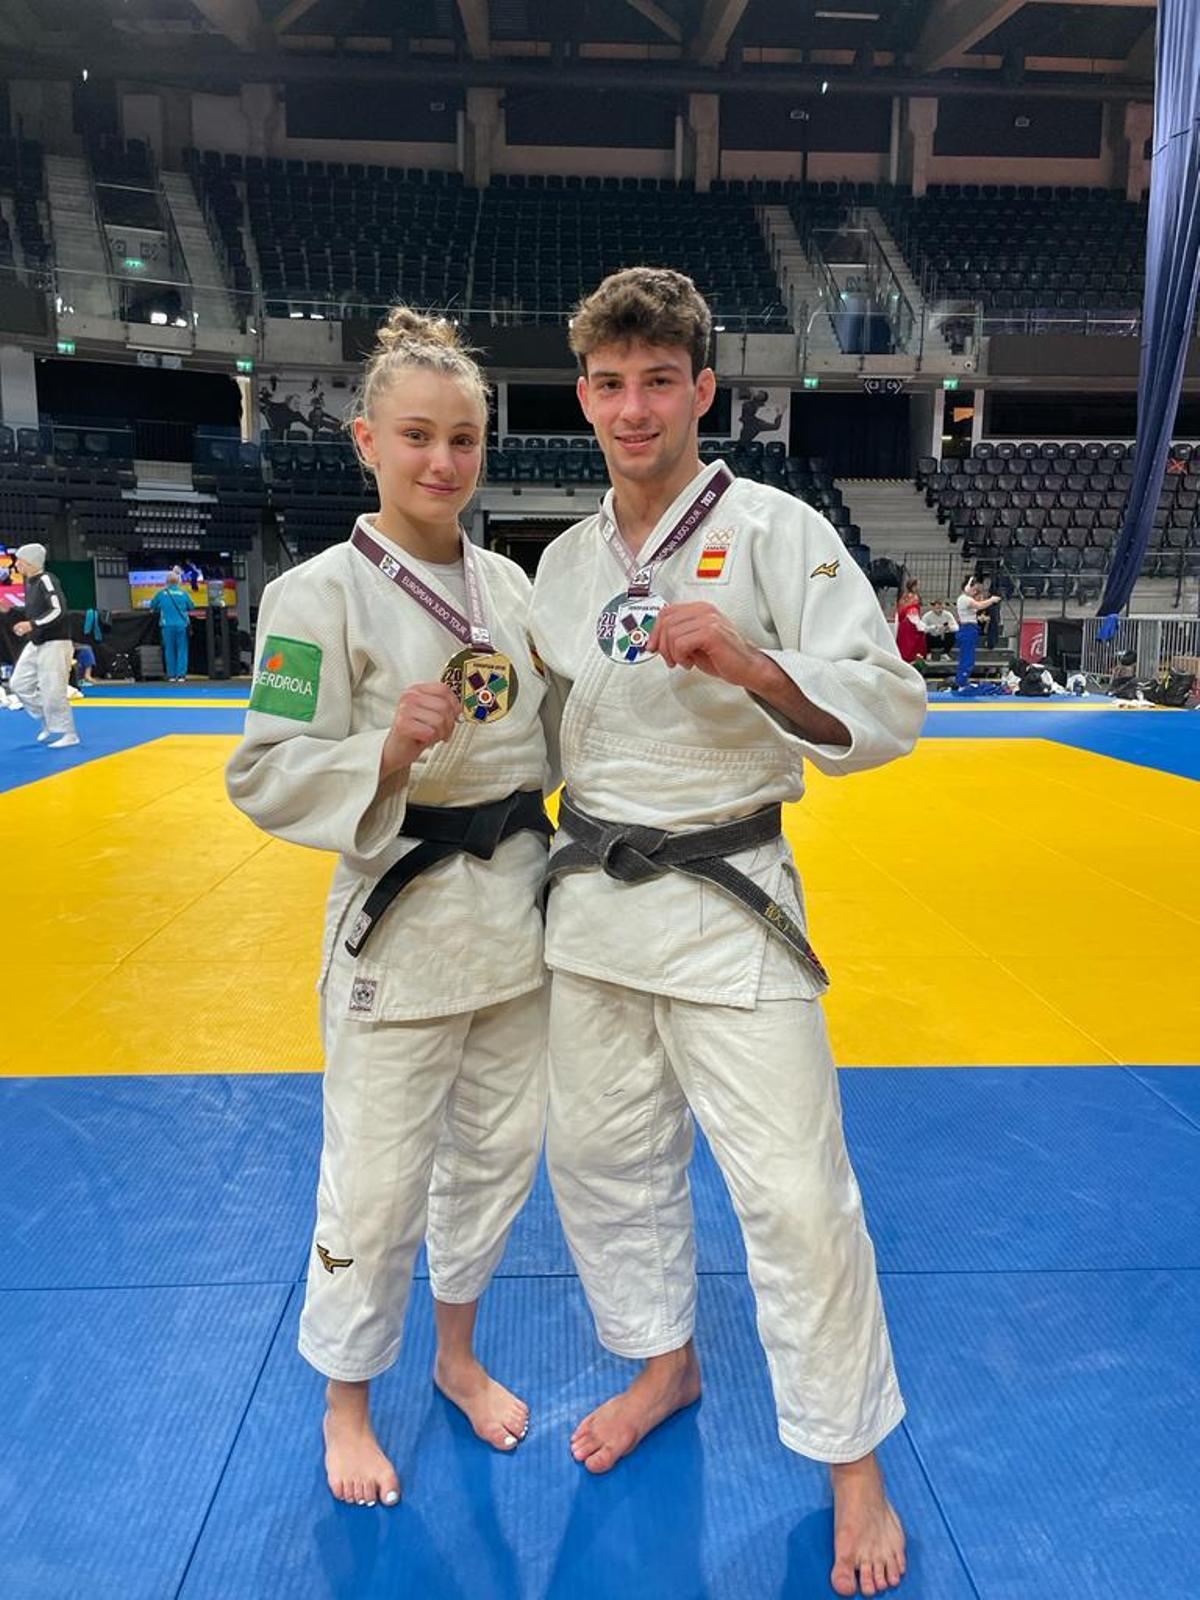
left=689, top=0, right=750, bottom=66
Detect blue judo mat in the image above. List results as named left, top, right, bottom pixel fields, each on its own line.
left=3, top=1066, right=1198, bottom=1599
left=4, top=697, right=1198, bottom=799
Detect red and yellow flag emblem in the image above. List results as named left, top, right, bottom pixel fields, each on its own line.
left=695, top=531, right=733, bottom=579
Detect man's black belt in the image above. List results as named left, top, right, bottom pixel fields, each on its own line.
left=345, top=788, right=552, bottom=957
left=547, top=794, right=830, bottom=989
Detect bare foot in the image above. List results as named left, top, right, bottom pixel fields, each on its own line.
left=570, top=1345, right=702, bottom=1474
left=323, top=1380, right=402, bottom=1507
left=829, top=1453, right=906, bottom=1595
left=434, top=1353, right=530, bottom=1451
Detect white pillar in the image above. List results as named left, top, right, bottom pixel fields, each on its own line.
left=1123, top=102, right=1153, bottom=204
left=903, top=97, right=938, bottom=198
left=464, top=88, right=504, bottom=188
left=240, top=83, right=283, bottom=159
left=0, top=345, right=39, bottom=428
left=687, top=93, right=720, bottom=192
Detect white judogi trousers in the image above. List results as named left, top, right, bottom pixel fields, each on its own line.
left=11, top=640, right=76, bottom=739
left=546, top=973, right=905, bottom=1463
left=299, top=983, right=548, bottom=1383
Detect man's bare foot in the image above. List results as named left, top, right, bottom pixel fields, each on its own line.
left=434, top=1353, right=530, bottom=1451
left=571, top=1344, right=702, bottom=1474
left=829, top=1452, right=906, bottom=1595
left=323, top=1380, right=402, bottom=1507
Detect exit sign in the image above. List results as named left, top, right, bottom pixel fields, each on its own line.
left=236, top=358, right=255, bottom=374
left=802, top=376, right=820, bottom=390
left=943, top=378, right=960, bottom=390
left=56, top=340, right=76, bottom=355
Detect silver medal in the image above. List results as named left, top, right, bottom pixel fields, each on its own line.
left=595, top=592, right=665, bottom=664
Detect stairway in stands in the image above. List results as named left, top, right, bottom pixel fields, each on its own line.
left=45, top=154, right=115, bottom=319
left=838, top=478, right=951, bottom=564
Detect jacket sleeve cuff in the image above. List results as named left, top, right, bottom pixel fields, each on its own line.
left=754, top=647, right=925, bottom=774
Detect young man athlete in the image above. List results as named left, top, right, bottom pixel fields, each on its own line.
left=529, top=268, right=926, bottom=1597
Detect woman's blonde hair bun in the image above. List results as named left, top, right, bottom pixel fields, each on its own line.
left=376, top=305, right=465, bottom=355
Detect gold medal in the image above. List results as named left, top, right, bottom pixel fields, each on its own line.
left=441, top=648, right=519, bottom=723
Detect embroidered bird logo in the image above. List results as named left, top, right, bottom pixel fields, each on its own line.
left=317, top=1242, right=354, bottom=1274
left=810, top=560, right=840, bottom=579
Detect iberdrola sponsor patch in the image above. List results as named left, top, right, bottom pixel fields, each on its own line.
left=249, top=635, right=322, bottom=721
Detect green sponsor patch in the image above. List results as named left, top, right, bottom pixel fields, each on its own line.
left=249, top=635, right=322, bottom=721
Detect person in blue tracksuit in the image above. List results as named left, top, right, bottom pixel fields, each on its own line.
left=149, top=568, right=194, bottom=682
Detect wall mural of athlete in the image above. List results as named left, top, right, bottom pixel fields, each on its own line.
left=258, top=373, right=355, bottom=441
left=736, top=386, right=790, bottom=447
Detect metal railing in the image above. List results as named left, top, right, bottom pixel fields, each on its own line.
left=978, top=307, right=1142, bottom=339
left=879, top=547, right=1187, bottom=629
left=806, top=221, right=917, bottom=358
left=50, top=264, right=257, bottom=338
left=1081, top=614, right=1200, bottom=679
left=24, top=262, right=1175, bottom=382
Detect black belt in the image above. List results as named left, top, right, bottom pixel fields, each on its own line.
left=345, top=788, right=552, bottom=957
left=547, top=794, right=830, bottom=989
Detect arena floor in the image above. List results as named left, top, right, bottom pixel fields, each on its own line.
left=3, top=686, right=1198, bottom=1598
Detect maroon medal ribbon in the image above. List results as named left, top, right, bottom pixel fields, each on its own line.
left=599, top=464, right=733, bottom=598
left=351, top=518, right=519, bottom=722
left=351, top=520, right=492, bottom=648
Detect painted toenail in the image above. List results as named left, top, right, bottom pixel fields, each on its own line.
left=383, top=1490, right=399, bottom=1505
left=503, top=1433, right=517, bottom=1447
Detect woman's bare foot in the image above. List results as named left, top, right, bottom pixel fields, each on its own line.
left=323, top=1379, right=402, bottom=1507
left=829, top=1452, right=906, bottom=1595
left=570, top=1344, right=702, bottom=1474
left=434, top=1353, right=530, bottom=1450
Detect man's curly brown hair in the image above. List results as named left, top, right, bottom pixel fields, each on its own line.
left=569, top=267, right=713, bottom=378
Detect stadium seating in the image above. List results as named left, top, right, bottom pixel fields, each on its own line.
left=883, top=186, right=1147, bottom=326
left=186, top=152, right=789, bottom=329
left=472, top=181, right=786, bottom=329
left=915, top=439, right=1200, bottom=597
left=0, top=136, right=50, bottom=280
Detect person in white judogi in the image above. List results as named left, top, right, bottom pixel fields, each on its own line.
left=227, top=309, right=553, bottom=1511
left=529, top=269, right=925, bottom=1598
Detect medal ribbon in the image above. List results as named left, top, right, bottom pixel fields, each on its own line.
left=351, top=520, right=493, bottom=649
left=600, top=464, right=733, bottom=598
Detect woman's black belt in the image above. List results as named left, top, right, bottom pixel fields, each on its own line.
left=345, top=788, right=552, bottom=957
left=546, top=793, right=829, bottom=989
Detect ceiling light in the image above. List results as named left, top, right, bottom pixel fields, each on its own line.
left=815, top=11, right=879, bottom=18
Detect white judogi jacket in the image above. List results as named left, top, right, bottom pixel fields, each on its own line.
left=529, top=462, right=926, bottom=1010
left=227, top=518, right=553, bottom=1022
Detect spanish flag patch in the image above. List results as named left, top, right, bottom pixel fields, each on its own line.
left=526, top=630, right=547, bottom=678
left=695, top=531, right=733, bottom=580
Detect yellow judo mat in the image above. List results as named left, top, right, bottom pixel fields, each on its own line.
left=6, top=728, right=1197, bottom=1075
